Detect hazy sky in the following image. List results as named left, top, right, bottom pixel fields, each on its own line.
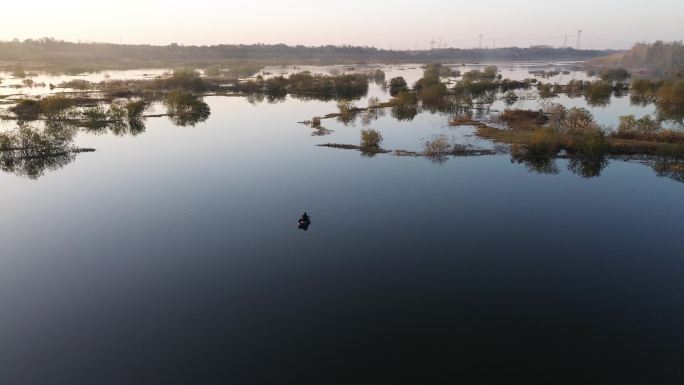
left=3, top=0, right=683, bottom=49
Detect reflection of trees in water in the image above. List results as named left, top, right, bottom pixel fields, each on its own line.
left=391, top=103, right=418, bottom=121
left=630, top=94, right=655, bottom=107
left=336, top=112, right=358, bottom=126
left=425, top=152, right=449, bottom=165
left=630, top=90, right=684, bottom=126
left=511, top=154, right=560, bottom=175
left=652, top=158, right=684, bottom=183
left=655, top=103, right=684, bottom=124
left=360, top=108, right=384, bottom=127
left=567, top=154, right=609, bottom=178
left=163, top=92, right=211, bottom=127
left=0, top=124, right=89, bottom=179
left=168, top=105, right=210, bottom=127
left=510, top=151, right=608, bottom=178
left=585, top=93, right=612, bottom=107
left=84, top=115, right=147, bottom=136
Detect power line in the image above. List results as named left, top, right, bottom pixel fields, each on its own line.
left=583, top=34, right=633, bottom=45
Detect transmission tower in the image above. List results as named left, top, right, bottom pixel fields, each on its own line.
left=479, top=34, right=483, bottom=49
left=563, top=35, right=568, bottom=49
left=430, top=38, right=436, bottom=50
left=576, top=30, right=582, bottom=50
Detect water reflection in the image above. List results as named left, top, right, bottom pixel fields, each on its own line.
left=0, top=123, right=90, bottom=179
left=567, top=154, right=609, bottom=178
left=1, top=64, right=682, bottom=183
left=164, top=92, right=211, bottom=127
left=652, top=158, right=684, bottom=183
left=511, top=154, right=560, bottom=175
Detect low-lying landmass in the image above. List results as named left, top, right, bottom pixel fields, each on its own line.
left=0, top=38, right=614, bottom=72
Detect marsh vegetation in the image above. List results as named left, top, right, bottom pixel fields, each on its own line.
left=2, top=41, right=684, bottom=181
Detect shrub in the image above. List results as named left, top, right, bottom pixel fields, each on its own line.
left=543, top=102, right=567, bottom=129
left=462, top=66, right=498, bottom=81
left=372, top=69, right=386, bottom=83
left=600, top=68, right=630, bottom=82
left=500, top=79, right=532, bottom=92
left=153, top=69, right=213, bottom=92
left=59, top=79, right=94, bottom=90
left=584, top=81, right=614, bottom=106
left=631, top=78, right=657, bottom=94
left=337, top=100, right=358, bottom=125
left=83, top=106, right=109, bottom=122
left=389, top=77, right=408, bottom=96
left=454, top=79, right=498, bottom=97
left=656, top=80, right=684, bottom=105
left=265, top=76, right=288, bottom=96
left=333, top=74, right=369, bottom=98
left=418, top=83, right=447, bottom=106
left=658, top=143, right=684, bottom=159
left=125, top=100, right=147, bottom=118
left=391, top=91, right=418, bottom=121
left=10, top=99, right=42, bottom=118
left=537, top=83, right=557, bottom=99
left=337, top=100, right=356, bottom=115
left=563, top=107, right=598, bottom=133
left=311, top=117, right=322, bottom=128
left=205, top=66, right=222, bottom=77
left=164, top=91, right=211, bottom=126
left=617, top=115, right=661, bottom=134
left=500, top=109, right=548, bottom=130
left=423, top=135, right=450, bottom=156
left=569, top=129, right=608, bottom=157
left=360, top=129, right=383, bottom=150
left=526, top=128, right=561, bottom=157
left=40, top=96, right=75, bottom=118
left=503, top=90, right=519, bottom=105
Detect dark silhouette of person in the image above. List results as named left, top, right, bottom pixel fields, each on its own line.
left=298, top=212, right=311, bottom=231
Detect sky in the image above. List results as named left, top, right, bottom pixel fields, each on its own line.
left=2, top=0, right=683, bottom=50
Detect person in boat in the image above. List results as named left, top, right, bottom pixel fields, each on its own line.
left=300, top=212, right=310, bottom=223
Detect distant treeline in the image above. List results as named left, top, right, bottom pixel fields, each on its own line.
left=591, top=41, right=684, bottom=74
left=0, top=38, right=613, bottom=71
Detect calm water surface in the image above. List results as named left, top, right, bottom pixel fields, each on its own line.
left=0, top=64, right=683, bottom=385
